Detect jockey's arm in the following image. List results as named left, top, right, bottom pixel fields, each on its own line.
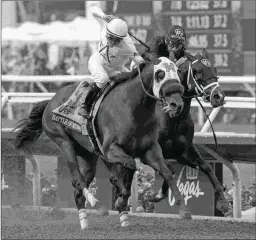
left=129, top=53, right=145, bottom=71
left=132, top=53, right=145, bottom=66
left=89, top=5, right=113, bottom=27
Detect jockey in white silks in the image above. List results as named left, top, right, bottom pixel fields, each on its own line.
left=79, top=6, right=145, bottom=118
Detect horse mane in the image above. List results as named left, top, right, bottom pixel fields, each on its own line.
left=184, top=52, right=196, bottom=62
left=110, top=62, right=147, bottom=84
left=146, top=36, right=169, bottom=58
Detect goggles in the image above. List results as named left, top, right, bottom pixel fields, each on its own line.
left=106, top=33, right=123, bottom=44
left=166, top=35, right=186, bottom=49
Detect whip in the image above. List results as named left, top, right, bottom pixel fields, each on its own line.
left=128, top=31, right=150, bottom=51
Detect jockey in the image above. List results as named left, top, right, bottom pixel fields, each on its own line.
left=79, top=6, right=145, bottom=118
left=165, top=25, right=187, bottom=62
left=131, top=25, right=187, bottom=71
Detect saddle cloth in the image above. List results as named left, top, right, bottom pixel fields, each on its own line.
left=52, top=80, right=114, bottom=155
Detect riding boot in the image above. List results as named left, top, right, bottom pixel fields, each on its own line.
left=78, top=82, right=101, bottom=118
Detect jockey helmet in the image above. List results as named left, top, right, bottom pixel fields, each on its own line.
left=166, top=25, right=186, bottom=48
left=165, top=25, right=187, bottom=60
left=106, top=19, right=128, bottom=38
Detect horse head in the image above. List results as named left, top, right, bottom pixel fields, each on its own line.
left=141, top=55, right=184, bottom=118
left=182, top=48, right=225, bottom=108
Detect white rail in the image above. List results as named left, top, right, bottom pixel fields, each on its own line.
left=2, top=93, right=254, bottom=108
left=2, top=92, right=255, bottom=103
left=2, top=93, right=255, bottom=131
left=1, top=75, right=255, bottom=84
left=200, top=145, right=242, bottom=218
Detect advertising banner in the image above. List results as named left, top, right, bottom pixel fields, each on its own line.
left=154, top=163, right=215, bottom=216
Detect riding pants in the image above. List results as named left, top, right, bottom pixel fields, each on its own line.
left=88, top=52, right=130, bottom=89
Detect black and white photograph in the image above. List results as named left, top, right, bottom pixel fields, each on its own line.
left=1, top=0, right=255, bottom=239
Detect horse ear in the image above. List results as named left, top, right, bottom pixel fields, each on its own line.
left=202, top=48, right=209, bottom=59
left=153, top=58, right=162, bottom=65
left=142, top=52, right=154, bottom=62
left=185, top=52, right=196, bottom=62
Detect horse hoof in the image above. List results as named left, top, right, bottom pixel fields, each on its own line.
left=179, top=207, right=192, bottom=219
left=120, top=212, right=129, bottom=227
left=217, top=199, right=229, bottom=214
left=80, top=222, right=89, bottom=230
left=147, top=193, right=164, bottom=203
left=79, top=209, right=88, bottom=230
left=181, top=211, right=192, bottom=219
left=97, top=205, right=109, bottom=216
left=121, top=220, right=130, bottom=227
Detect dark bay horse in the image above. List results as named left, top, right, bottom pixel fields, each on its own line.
left=14, top=56, right=190, bottom=229
left=146, top=49, right=229, bottom=214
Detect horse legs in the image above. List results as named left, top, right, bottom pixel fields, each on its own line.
left=74, top=149, right=109, bottom=230
left=108, top=167, right=131, bottom=212
left=142, top=143, right=191, bottom=219
left=46, top=127, right=101, bottom=228
left=187, top=145, right=229, bottom=214
left=113, top=164, right=135, bottom=227
left=106, top=143, right=136, bottom=227
left=147, top=159, right=175, bottom=203
left=149, top=145, right=229, bottom=214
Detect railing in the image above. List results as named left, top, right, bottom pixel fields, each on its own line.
left=2, top=75, right=255, bottom=84
left=2, top=74, right=255, bottom=123
left=2, top=92, right=255, bottom=132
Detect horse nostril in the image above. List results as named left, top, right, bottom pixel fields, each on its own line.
left=170, top=102, right=177, bottom=108
left=214, top=94, right=220, bottom=100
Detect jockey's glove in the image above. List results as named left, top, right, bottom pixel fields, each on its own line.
left=111, top=63, right=146, bottom=84
left=103, top=15, right=115, bottom=23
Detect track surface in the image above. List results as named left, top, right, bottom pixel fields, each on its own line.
left=2, top=208, right=255, bottom=239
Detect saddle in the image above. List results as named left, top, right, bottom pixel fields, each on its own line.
left=52, top=68, right=139, bottom=157
left=52, top=80, right=114, bottom=156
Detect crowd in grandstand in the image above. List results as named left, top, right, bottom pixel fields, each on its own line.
left=1, top=42, right=90, bottom=78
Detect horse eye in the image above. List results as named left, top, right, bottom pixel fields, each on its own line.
left=155, top=70, right=165, bottom=82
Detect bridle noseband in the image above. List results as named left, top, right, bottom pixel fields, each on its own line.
left=184, top=58, right=219, bottom=148
left=185, top=59, right=219, bottom=102
left=137, top=63, right=173, bottom=106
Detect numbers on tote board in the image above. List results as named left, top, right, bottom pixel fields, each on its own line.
left=214, top=53, right=228, bottom=67
left=213, top=33, right=228, bottom=48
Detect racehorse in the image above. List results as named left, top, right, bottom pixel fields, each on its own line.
left=14, top=56, right=189, bottom=229
left=144, top=48, right=229, bottom=214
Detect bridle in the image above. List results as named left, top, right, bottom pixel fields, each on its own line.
left=128, top=32, right=219, bottom=148
left=183, top=58, right=219, bottom=148
left=136, top=61, right=182, bottom=108
left=184, top=59, right=220, bottom=102
left=137, top=64, right=164, bottom=102
left=129, top=33, right=175, bottom=105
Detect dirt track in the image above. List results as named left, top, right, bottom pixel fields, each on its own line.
left=2, top=210, right=255, bottom=239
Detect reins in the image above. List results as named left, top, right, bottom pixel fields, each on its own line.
left=195, top=97, right=218, bottom=149
left=129, top=34, right=218, bottom=148
left=129, top=32, right=167, bottom=104
left=181, top=61, right=218, bottom=148
left=137, top=65, right=167, bottom=105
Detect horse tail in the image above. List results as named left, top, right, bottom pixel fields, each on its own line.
left=14, top=100, right=50, bottom=149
